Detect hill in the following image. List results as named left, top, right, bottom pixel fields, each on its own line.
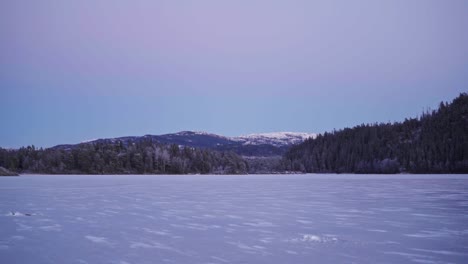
left=52, top=131, right=315, bottom=157
left=283, top=93, right=468, bottom=174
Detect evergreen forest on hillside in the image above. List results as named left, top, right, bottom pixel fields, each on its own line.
left=283, top=93, right=468, bottom=173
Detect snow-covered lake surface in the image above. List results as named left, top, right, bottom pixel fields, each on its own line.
left=1, top=174, right=468, bottom=264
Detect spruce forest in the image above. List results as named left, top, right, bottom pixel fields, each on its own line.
left=283, top=93, right=468, bottom=173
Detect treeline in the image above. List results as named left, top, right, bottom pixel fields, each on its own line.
left=0, top=139, right=248, bottom=174
left=2, top=94, right=467, bottom=175
left=283, top=93, right=468, bottom=174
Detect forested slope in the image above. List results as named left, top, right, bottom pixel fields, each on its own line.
left=283, top=93, right=468, bottom=173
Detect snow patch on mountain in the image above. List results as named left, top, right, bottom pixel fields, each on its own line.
left=232, top=132, right=316, bottom=147
left=81, top=138, right=99, bottom=143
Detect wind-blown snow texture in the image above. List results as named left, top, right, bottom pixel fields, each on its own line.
left=1, top=175, right=467, bottom=264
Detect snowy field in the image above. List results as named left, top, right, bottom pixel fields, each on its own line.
left=1, top=174, right=468, bottom=264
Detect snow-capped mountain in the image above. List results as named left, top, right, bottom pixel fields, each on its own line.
left=56, top=131, right=315, bottom=157
left=154, top=131, right=315, bottom=148
left=233, top=132, right=316, bottom=147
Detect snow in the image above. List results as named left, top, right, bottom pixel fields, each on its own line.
left=241, top=132, right=316, bottom=140
left=5, top=212, right=29, bottom=217
left=299, top=234, right=322, bottom=242
left=1, top=174, right=467, bottom=264
left=233, top=132, right=316, bottom=146
left=79, top=131, right=316, bottom=148
left=171, top=131, right=316, bottom=146
left=80, top=138, right=98, bottom=143
left=174, top=131, right=212, bottom=136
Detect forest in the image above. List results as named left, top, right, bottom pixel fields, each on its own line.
left=282, top=93, right=468, bottom=173
left=1, top=93, right=467, bottom=174
left=0, top=140, right=248, bottom=174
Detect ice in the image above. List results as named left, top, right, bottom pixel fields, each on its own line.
left=1, top=174, right=468, bottom=263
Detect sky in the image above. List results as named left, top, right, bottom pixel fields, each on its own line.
left=1, top=0, right=467, bottom=148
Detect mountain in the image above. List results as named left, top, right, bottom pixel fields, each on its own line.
left=283, top=93, right=468, bottom=174
left=53, top=131, right=316, bottom=157
left=234, top=132, right=316, bottom=147
left=0, top=131, right=314, bottom=175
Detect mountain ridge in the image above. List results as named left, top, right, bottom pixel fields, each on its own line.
left=53, top=131, right=316, bottom=157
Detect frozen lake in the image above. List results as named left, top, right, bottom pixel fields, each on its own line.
left=1, top=174, right=468, bottom=264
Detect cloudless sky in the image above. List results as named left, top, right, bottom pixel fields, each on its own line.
left=1, top=0, right=467, bottom=148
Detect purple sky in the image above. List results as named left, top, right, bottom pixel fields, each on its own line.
left=1, top=0, right=467, bottom=148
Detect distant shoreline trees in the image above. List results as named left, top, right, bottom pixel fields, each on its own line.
left=0, top=141, right=248, bottom=175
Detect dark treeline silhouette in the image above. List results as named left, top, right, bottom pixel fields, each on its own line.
left=283, top=93, right=468, bottom=174
left=0, top=139, right=248, bottom=174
